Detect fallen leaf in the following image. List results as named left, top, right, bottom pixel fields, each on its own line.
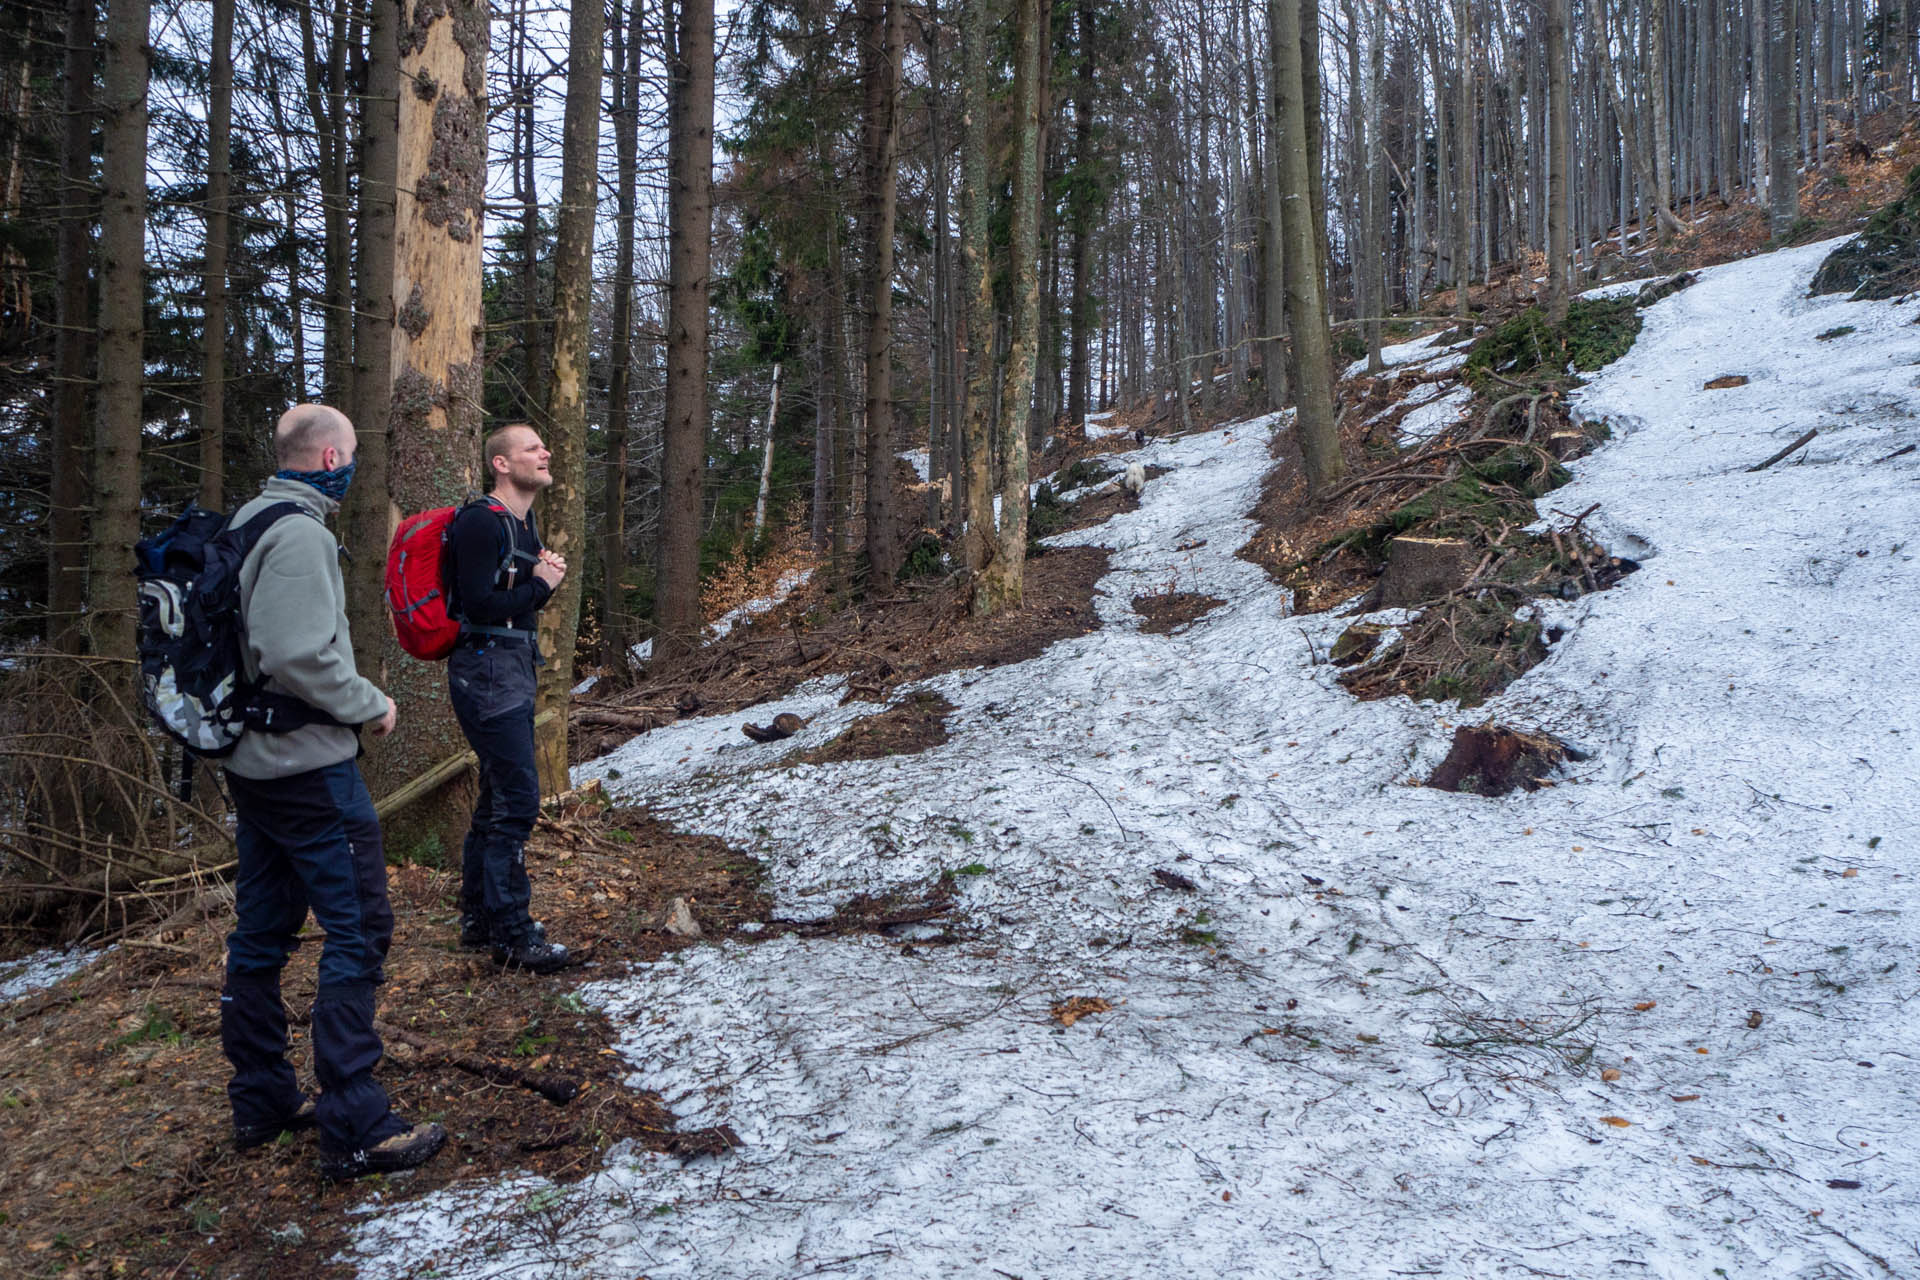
left=1051, top=996, right=1113, bottom=1028
left=1746, top=1010, right=1764, bottom=1029
left=1599, top=1116, right=1632, bottom=1128
left=1704, top=374, right=1750, bottom=389
left=1222, top=1190, right=1233, bottom=1202
left=1842, top=868, right=1859, bottom=878
left=1671, top=1093, right=1701, bottom=1102
left=1691, top=1155, right=1715, bottom=1166
left=1601, top=1068, right=1622, bottom=1082
left=1696, top=1046, right=1709, bottom=1054
left=1633, top=1000, right=1657, bottom=1011
left=1356, top=1033, right=1380, bottom=1044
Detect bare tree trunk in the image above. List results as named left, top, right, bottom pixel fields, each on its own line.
left=512, top=0, right=548, bottom=430
left=90, top=0, right=151, bottom=672
left=860, top=0, right=906, bottom=586
left=365, top=0, right=490, bottom=826
left=1066, top=0, right=1095, bottom=428
left=975, top=0, right=1042, bottom=615
left=1767, top=0, right=1799, bottom=235
left=960, top=0, right=998, bottom=580
left=1546, top=0, right=1572, bottom=321
left=199, top=0, right=234, bottom=510
left=1454, top=0, right=1474, bottom=317
left=600, top=0, right=642, bottom=666
left=534, top=0, right=603, bottom=791
left=48, top=0, right=93, bottom=651
left=1272, top=0, right=1344, bottom=493
left=1261, top=10, right=1289, bottom=411
left=345, top=0, right=399, bottom=680
left=655, top=0, right=715, bottom=663
left=753, top=363, right=784, bottom=535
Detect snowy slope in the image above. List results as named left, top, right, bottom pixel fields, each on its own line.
left=347, top=239, right=1919, bottom=1279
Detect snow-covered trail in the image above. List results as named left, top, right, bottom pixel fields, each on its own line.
left=348, top=240, right=1919, bottom=1279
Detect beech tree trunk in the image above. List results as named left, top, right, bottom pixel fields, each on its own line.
left=1272, top=0, right=1344, bottom=493
left=1546, top=0, right=1573, bottom=322
left=959, top=0, right=998, bottom=580
left=655, top=0, right=716, bottom=663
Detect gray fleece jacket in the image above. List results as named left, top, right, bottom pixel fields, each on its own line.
left=225, top=477, right=389, bottom=780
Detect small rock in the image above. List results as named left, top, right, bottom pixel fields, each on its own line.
left=270, top=1224, right=306, bottom=1247
left=663, top=898, right=703, bottom=939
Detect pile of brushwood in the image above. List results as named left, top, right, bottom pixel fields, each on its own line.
left=1273, top=287, right=1676, bottom=706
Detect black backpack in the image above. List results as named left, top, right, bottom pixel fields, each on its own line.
left=134, top=502, right=339, bottom=762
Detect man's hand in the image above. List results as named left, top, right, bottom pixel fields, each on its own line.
left=534, top=549, right=566, bottom=589
left=369, top=695, right=398, bottom=738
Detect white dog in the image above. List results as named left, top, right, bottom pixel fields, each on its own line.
left=1121, top=462, right=1146, bottom=496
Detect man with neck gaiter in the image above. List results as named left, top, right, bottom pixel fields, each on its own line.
left=445, top=423, right=570, bottom=974
left=221, top=403, right=447, bottom=1180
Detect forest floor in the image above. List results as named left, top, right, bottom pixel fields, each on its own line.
left=339, top=230, right=1914, bottom=1277
left=2, top=139, right=1917, bottom=1279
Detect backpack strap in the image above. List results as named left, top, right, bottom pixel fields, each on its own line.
left=450, top=497, right=545, bottom=664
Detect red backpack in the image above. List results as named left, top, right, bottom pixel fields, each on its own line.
left=385, top=498, right=512, bottom=660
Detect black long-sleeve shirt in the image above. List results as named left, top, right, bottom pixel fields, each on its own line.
left=447, top=499, right=552, bottom=631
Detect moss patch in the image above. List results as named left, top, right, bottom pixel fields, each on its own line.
left=1463, top=297, right=1642, bottom=394
left=1810, top=165, right=1920, bottom=300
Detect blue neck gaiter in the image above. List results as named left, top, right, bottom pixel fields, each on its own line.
left=278, top=458, right=357, bottom=501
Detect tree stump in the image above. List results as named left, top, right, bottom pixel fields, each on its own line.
left=1374, top=536, right=1471, bottom=608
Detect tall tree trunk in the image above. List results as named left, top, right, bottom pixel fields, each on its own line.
left=601, top=0, right=642, bottom=666
left=1066, top=0, right=1095, bottom=427
left=975, top=0, right=1042, bottom=615
left=1545, top=0, right=1572, bottom=321
left=1261, top=11, right=1289, bottom=411
left=200, top=0, right=234, bottom=510
left=655, top=0, right=715, bottom=662
left=754, top=363, right=784, bottom=535
left=1768, top=0, right=1799, bottom=235
left=48, top=0, right=93, bottom=651
left=367, top=0, right=490, bottom=825
left=959, top=0, right=998, bottom=579
left=513, top=0, right=548, bottom=429
left=91, top=0, right=150, bottom=672
left=534, top=0, right=603, bottom=792
left=1272, top=0, right=1344, bottom=493
left=1454, top=0, right=1474, bottom=317
left=860, top=0, right=905, bottom=586
left=346, top=0, right=398, bottom=685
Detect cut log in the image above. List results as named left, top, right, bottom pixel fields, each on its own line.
left=1374, top=536, right=1472, bottom=608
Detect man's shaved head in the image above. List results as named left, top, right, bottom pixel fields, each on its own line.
left=275, top=404, right=354, bottom=468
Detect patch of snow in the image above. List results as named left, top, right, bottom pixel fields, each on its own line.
left=899, top=449, right=931, bottom=483
left=1341, top=328, right=1471, bottom=381
left=709, top=569, right=814, bottom=641
left=571, top=674, right=599, bottom=696
left=1396, top=383, right=1474, bottom=441
left=0, top=947, right=104, bottom=1004
left=352, top=240, right=1919, bottom=1280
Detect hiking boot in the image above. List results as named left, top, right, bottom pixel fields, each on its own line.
left=318, top=1121, right=448, bottom=1182
left=234, top=1095, right=319, bottom=1151
left=491, top=936, right=570, bottom=974
left=461, top=914, right=546, bottom=951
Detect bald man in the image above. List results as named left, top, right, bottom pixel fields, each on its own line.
left=220, top=404, right=446, bottom=1181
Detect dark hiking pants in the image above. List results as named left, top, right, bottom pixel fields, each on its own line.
left=448, top=641, right=540, bottom=944
left=222, top=761, right=404, bottom=1154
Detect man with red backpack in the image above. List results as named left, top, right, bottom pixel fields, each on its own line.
left=444, top=423, right=571, bottom=974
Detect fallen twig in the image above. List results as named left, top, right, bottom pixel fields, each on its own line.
left=1747, top=428, right=1818, bottom=472
left=376, top=1021, right=582, bottom=1105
